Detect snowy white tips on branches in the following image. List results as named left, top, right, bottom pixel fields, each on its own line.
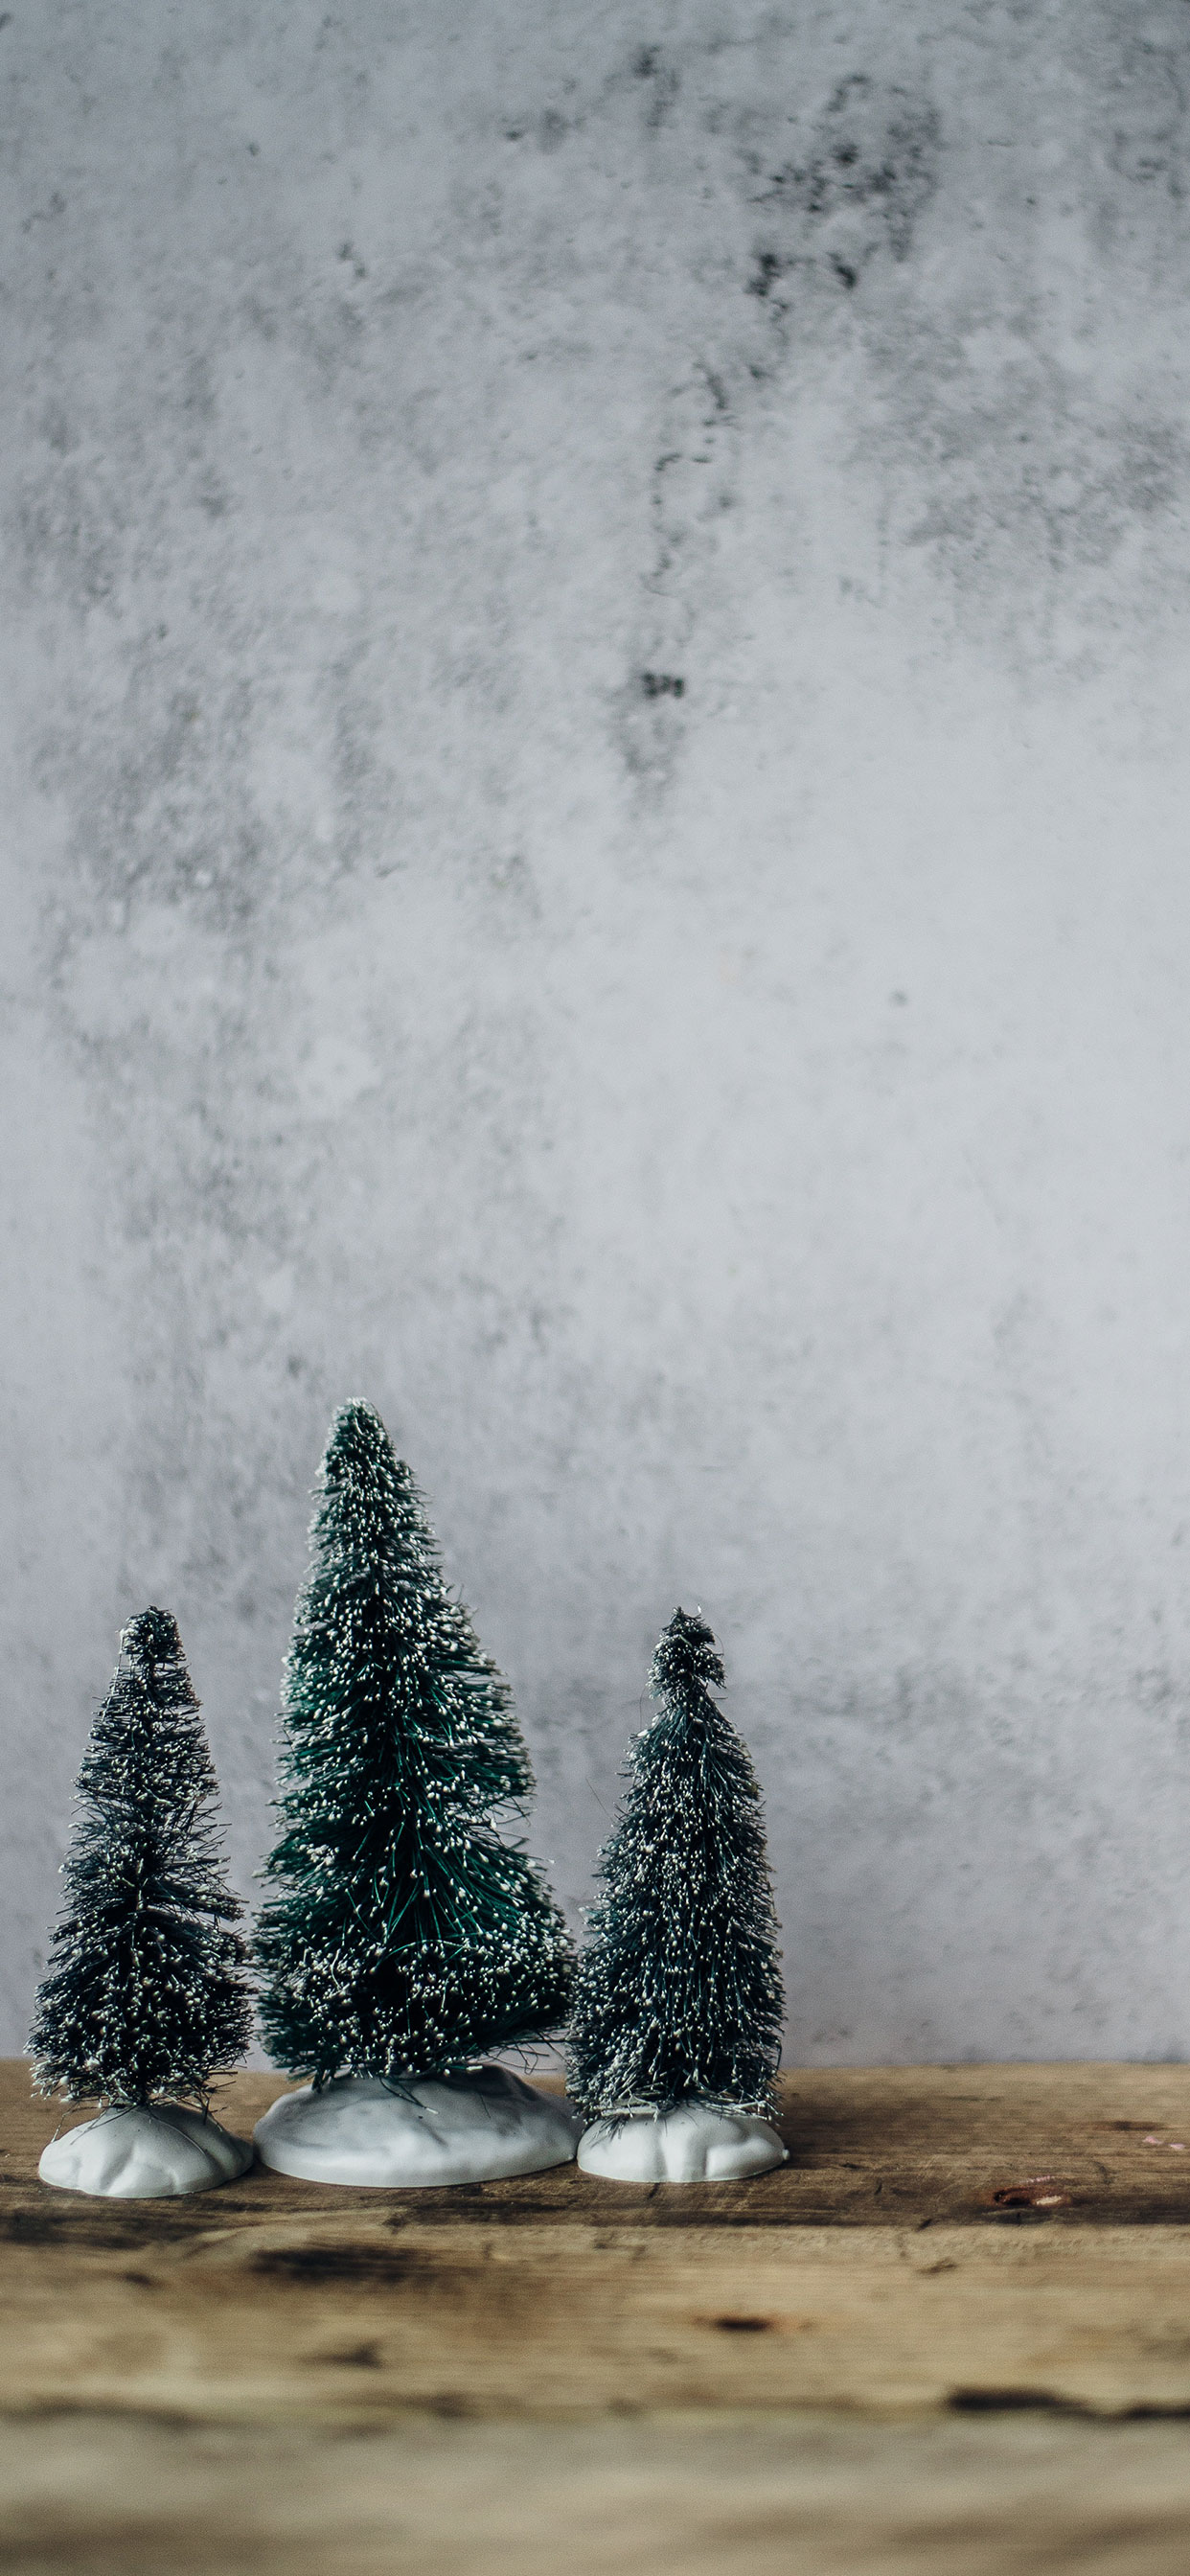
left=29, top=1608, right=252, bottom=2108
left=567, top=1606, right=784, bottom=2122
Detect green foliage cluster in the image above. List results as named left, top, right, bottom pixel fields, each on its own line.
left=567, top=1606, right=784, bottom=2120
left=28, top=1608, right=252, bottom=2106
left=29, top=1414, right=784, bottom=2127
left=255, top=1402, right=574, bottom=2082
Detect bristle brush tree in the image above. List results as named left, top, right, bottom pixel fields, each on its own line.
left=252, top=1401, right=578, bottom=2186
left=30, top=1608, right=253, bottom=2197
left=568, top=1607, right=787, bottom=2182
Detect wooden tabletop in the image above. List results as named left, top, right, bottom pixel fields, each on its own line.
left=8, top=2058, right=1190, bottom=2423
left=10, top=2060, right=1190, bottom=2573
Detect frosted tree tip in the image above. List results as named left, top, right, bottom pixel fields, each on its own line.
left=650, top=1605, right=725, bottom=1700
left=330, top=1396, right=386, bottom=1437
left=121, top=1605, right=184, bottom=1666
left=322, top=1398, right=395, bottom=1469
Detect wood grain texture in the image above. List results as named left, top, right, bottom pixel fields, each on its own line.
left=7, top=2062, right=1190, bottom=2424
left=13, top=2059, right=1190, bottom=2236
left=7, top=2409, right=1190, bottom=2576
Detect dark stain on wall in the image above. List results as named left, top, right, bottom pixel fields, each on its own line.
left=752, top=75, right=942, bottom=289
left=612, top=673, right=687, bottom=795
left=633, top=44, right=680, bottom=131
left=605, top=58, right=946, bottom=789
left=1104, top=34, right=1185, bottom=185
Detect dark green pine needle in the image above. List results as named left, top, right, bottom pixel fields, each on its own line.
left=566, top=1606, right=784, bottom=2120
left=254, top=1402, right=574, bottom=2084
left=28, top=1608, right=253, bottom=2107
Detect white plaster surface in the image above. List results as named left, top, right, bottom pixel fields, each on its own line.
left=6, top=5, right=1190, bottom=2065
left=578, top=2105, right=787, bottom=2183
left=254, top=2070, right=581, bottom=2186
left=38, top=2104, right=253, bottom=2197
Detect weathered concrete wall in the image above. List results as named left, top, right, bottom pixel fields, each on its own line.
left=4, top=1, right=1190, bottom=2061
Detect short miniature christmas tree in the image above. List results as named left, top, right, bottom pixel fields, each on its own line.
left=255, top=1402, right=574, bottom=2089
left=29, top=1607, right=253, bottom=2108
left=567, top=1607, right=784, bottom=2122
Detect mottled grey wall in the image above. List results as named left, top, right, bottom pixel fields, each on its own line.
left=4, top=0, right=1190, bottom=2062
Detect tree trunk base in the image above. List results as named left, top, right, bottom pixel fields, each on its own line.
left=38, top=2104, right=252, bottom=2198
left=577, top=2103, right=787, bottom=2182
left=254, top=2067, right=580, bottom=2187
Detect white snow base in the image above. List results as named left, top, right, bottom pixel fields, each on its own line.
left=578, top=2102, right=788, bottom=2183
left=253, top=2066, right=582, bottom=2187
left=39, top=2104, right=253, bottom=2198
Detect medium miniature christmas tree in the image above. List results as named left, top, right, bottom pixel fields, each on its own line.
left=568, top=1607, right=784, bottom=2135
left=255, top=1403, right=575, bottom=2096
left=29, top=1609, right=254, bottom=2196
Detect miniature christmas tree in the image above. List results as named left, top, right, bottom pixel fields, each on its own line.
left=568, top=1606, right=787, bottom=2182
left=252, top=1403, right=577, bottom=2185
left=30, top=1608, right=253, bottom=2197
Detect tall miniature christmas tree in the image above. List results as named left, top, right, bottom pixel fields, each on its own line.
left=253, top=1404, right=575, bottom=2184
left=30, top=1608, right=254, bottom=2198
left=568, top=1607, right=786, bottom=2183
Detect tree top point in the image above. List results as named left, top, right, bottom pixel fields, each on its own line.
left=321, top=1399, right=404, bottom=1472
left=650, top=1604, right=726, bottom=1701
left=329, top=1396, right=387, bottom=1438
left=121, top=1604, right=184, bottom=1668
